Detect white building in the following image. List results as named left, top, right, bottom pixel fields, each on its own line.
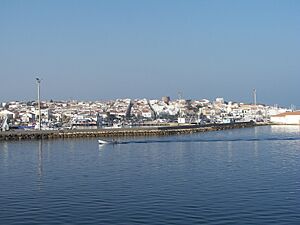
left=270, top=111, right=300, bottom=125
left=141, top=110, right=154, bottom=119
left=20, top=112, right=36, bottom=123
left=178, top=117, right=186, bottom=124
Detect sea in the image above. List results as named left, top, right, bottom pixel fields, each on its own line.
left=0, top=125, right=299, bottom=225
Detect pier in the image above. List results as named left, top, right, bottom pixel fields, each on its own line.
left=0, top=122, right=261, bottom=141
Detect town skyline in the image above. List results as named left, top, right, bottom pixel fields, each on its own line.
left=0, top=96, right=290, bottom=132
left=0, top=83, right=294, bottom=109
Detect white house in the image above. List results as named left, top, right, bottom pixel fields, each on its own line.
left=141, top=110, right=154, bottom=119
left=270, top=111, right=300, bottom=125
left=20, top=112, right=36, bottom=123
left=178, top=117, right=186, bottom=124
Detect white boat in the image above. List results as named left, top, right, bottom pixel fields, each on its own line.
left=98, top=139, right=119, bottom=145
left=98, top=139, right=109, bottom=145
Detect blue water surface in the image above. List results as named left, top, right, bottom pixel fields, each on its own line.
left=0, top=126, right=299, bottom=224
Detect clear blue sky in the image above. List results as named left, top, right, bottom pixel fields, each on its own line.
left=0, top=0, right=299, bottom=107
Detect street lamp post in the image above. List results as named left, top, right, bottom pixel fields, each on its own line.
left=253, top=88, right=257, bottom=106
left=36, top=78, right=41, bottom=130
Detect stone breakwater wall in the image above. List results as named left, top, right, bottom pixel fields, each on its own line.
left=0, top=122, right=258, bottom=141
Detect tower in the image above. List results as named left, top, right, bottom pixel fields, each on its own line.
left=253, top=89, right=257, bottom=105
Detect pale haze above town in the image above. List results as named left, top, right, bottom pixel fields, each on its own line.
left=0, top=0, right=299, bottom=107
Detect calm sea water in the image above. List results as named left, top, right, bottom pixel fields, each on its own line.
left=0, top=126, right=299, bottom=225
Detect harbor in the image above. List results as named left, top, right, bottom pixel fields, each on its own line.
left=0, top=122, right=259, bottom=141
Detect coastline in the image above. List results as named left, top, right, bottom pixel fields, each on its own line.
left=0, top=122, right=266, bottom=141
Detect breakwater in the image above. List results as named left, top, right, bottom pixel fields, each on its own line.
left=0, top=122, right=259, bottom=141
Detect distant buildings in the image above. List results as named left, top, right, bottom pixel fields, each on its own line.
left=270, top=111, right=300, bottom=125
left=0, top=97, right=294, bottom=131
left=131, top=99, right=154, bottom=119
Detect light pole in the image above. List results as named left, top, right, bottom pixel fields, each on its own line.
left=253, top=88, right=257, bottom=106
left=36, top=77, right=41, bottom=130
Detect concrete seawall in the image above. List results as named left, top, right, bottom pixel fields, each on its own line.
left=0, top=122, right=259, bottom=141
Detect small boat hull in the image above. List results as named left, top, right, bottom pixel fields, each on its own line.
left=98, top=139, right=109, bottom=144
left=98, top=139, right=119, bottom=145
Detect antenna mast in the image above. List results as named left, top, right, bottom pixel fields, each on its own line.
left=253, top=89, right=257, bottom=105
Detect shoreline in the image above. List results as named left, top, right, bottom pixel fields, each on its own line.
left=0, top=122, right=265, bottom=141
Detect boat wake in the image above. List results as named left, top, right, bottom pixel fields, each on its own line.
left=103, top=137, right=300, bottom=145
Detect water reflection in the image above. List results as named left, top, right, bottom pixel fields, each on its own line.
left=98, top=143, right=107, bottom=158
left=0, top=142, right=9, bottom=168
left=37, top=140, right=43, bottom=177
left=227, top=141, right=233, bottom=163
left=271, top=125, right=300, bottom=134
left=252, top=127, right=259, bottom=157
left=36, top=139, right=44, bottom=191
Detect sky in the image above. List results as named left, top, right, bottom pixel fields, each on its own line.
left=0, top=0, right=299, bottom=107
